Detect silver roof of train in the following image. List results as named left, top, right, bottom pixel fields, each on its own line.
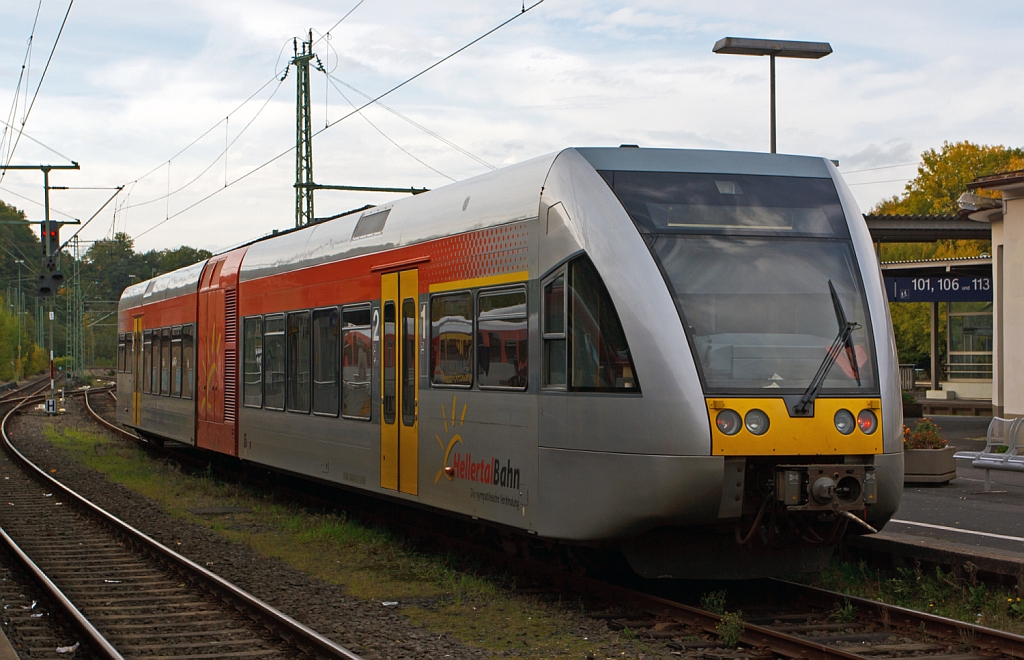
left=575, top=146, right=832, bottom=177
left=118, top=147, right=837, bottom=298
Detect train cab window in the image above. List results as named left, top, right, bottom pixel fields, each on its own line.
left=312, top=308, right=339, bottom=416
left=243, top=317, right=263, bottom=408
left=477, top=288, right=528, bottom=389
left=263, top=315, right=286, bottom=410
left=287, top=311, right=311, bottom=413
left=143, top=330, right=153, bottom=394
left=382, top=302, right=396, bottom=424
left=170, top=327, right=183, bottom=397
left=430, top=292, right=473, bottom=387
left=181, top=324, right=194, bottom=400
left=342, top=306, right=372, bottom=420
left=160, top=327, right=171, bottom=396
left=401, top=299, right=417, bottom=427
left=543, top=257, right=639, bottom=392
left=542, top=274, right=567, bottom=387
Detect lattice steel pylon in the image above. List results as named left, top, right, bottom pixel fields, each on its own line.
left=293, top=33, right=315, bottom=227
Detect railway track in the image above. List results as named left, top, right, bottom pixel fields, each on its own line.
left=1, top=386, right=362, bottom=660
left=80, top=388, right=1024, bottom=660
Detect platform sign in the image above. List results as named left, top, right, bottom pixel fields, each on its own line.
left=885, top=276, right=992, bottom=303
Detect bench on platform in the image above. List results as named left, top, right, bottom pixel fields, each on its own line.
left=953, top=417, right=1024, bottom=491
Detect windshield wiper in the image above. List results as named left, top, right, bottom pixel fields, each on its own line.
left=794, top=280, right=861, bottom=415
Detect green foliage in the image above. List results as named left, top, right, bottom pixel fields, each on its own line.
left=969, top=584, right=988, bottom=613
left=829, top=598, right=856, bottom=623
left=874, top=141, right=1021, bottom=366
left=902, top=391, right=917, bottom=404
left=903, top=418, right=947, bottom=449
left=716, top=611, right=745, bottom=647
left=1009, top=597, right=1023, bottom=619
left=701, top=590, right=728, bottom=615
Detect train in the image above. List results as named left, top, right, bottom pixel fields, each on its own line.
left=116, top=146, right=903, bottom=579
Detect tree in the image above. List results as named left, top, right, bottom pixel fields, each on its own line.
left=874, top=141, right=1023, bottom=368
left=874, top=140, right=1024, bottom=216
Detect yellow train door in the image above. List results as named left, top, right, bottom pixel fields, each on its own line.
left=380, top=269, right=419, bottom=495
left=132, top=316, right=143, bottom=425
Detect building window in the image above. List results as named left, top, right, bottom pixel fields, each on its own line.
left=342, top=306, right=372, bottom=420
left=181, top=324, right=194, bottom=400
left=312, top=308, right=340, bottom=416
left=947, top=302, right=993, bottom=380
left=287, top=311, right=311, bottom=413
left=243, top=317, right=263, bottom=407
left=263, top=315, right=286, bottom=410
left=430, top=292, right=473, bottom=387
left=477, top=288, right=527, bottom=389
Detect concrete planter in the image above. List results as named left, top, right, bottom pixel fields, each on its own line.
left=904, top=447, right=956, bottom=485
left=903, top=402, right=923, bottom=418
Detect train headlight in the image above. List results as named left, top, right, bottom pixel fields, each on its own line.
left=834, top=409, right=856, bottom=435
left=716, top=409, right=742, bottom=435
left=857, top=410, right=878, bottom=434
left=744, top=409, right=770, bottom=435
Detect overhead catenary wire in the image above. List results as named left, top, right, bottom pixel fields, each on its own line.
left=327, top=73, right=495, bottom=170
left=847, top=178, right=912, bottom=186
left=1, top=0, right=43, bottom=167
left=327, top=76, right=455, bottom=181
left=840, top=162, right=918, bottom=174
left=120, top=76, right=286, bottom=211
left=0, top=0, right=75, bottom=185
left=132, top=0, right=545, bottom=240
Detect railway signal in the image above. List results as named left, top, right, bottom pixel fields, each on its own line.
left=40, top=222, right=60, bottom=256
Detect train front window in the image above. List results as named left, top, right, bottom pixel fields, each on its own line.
left=652, top=235, right=877, bottom=394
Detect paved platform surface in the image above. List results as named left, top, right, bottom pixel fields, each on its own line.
left=885, top=415, right=1024, bottom=555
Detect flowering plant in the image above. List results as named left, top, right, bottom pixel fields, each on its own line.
left=903, top=418, right=947, bottom=450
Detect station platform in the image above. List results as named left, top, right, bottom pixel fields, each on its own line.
left=846, top=415, right=1024, bottom=590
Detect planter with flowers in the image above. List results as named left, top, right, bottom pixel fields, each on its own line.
left=903, top=418, right=956, bottom=485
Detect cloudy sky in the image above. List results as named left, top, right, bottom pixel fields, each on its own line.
left=1, top=1, right=1022, bottom=254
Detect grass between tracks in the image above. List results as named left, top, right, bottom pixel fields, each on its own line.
left=42, top=423, right=645, bottom=659
left=805, top=559, right=1024, bottom=634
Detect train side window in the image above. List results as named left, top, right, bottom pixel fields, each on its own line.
left=181, top=324, right=194, bottom=400
left=243, top=317, right=263, bottom=408
left=287, top=311, right=311, bottom=413
left=170, top=326, right=183, bottom=397
left=401, top=298, right=417, bottom=426
left=126, top=332, right=134, bottom=375
left=382, top=302, right=396, bottom=424
left=117, top=334, right=124, bottom=373
left=477, top=288, right=528, bottom=389
left=160, top=327, right=171, bottom=396
left=567, top=257, right=639, bottom=392
left=143, top=330, right=153, bottom=394
left=542, top=272, right=567, bottom=387
left=342, top=306, right=372, bottom=420
left=429, top=292, right=473, bottom=387
left=312, top=308, right=339, bottom=416
left=263, top=315, right=286, bottom=410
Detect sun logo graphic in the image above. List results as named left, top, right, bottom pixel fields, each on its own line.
left=434, top=394, right=467, bottom=484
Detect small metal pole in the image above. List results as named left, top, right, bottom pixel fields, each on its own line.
left=769, top=53, right=776, bottom=154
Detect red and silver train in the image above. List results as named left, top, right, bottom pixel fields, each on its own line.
left=117, top=147, right=903, bottom=579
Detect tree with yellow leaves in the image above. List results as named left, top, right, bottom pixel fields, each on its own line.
left=874, top=141, right=1022, bottom=367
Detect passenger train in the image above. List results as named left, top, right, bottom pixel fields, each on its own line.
left=116, top=147, right=903, bottom=579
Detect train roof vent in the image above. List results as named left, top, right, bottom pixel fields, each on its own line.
left=352, top=208, right=390, bottom=240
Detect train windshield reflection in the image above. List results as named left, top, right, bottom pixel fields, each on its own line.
left=653, top=236, right=877, bottom=394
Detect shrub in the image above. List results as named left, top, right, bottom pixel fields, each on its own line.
left=904, top=418, right=947, bottom=449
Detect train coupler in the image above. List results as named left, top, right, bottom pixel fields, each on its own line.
left=774, top=464, right=876, bottom=511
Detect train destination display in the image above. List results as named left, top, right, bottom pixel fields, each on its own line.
left=885, top=276, right=992, bottom=303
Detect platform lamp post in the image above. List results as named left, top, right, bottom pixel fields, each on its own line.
left=712, top=37, right=832, bottom=154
